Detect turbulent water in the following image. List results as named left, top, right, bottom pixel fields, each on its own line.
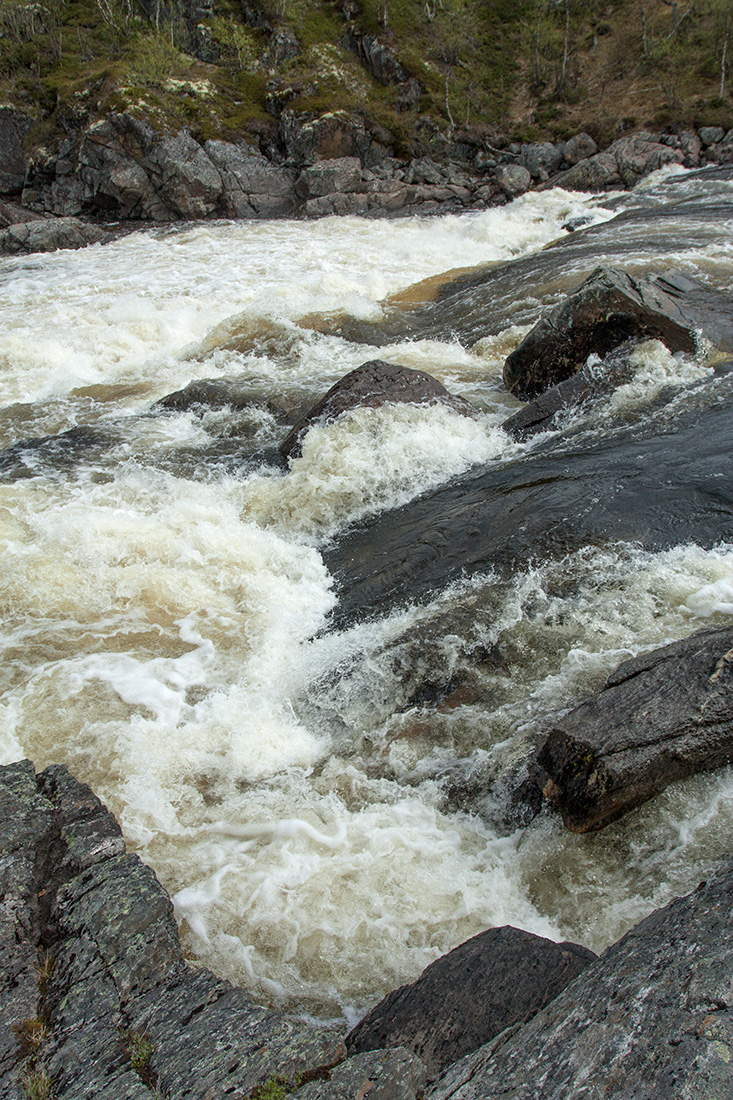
left=2, top=171, right=733, bottom=1027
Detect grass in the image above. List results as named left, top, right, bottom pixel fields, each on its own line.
left=20, top=1068, right=53, bottom=1100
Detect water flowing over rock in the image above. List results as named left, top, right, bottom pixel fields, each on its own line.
left=346, top=927, right=596, bottom=1079
left=280, top=360, right=477, bottom=460
left=323, top=375, right=733, bottom=627
left=503, top=267, right=725, bottom=399
left=530, top=625, right=733, bottom=832
left=425, top=860, right=733, bottom=1099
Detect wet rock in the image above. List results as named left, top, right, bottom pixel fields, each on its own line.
left=303, top=191, right=369, bottom=217
left=0, top=760, right=345, bottom=1100
left=323, top=376, right=733, bottom=628
left=0, top=217, right=105, bottom=255
left=531, top=625, right=733, bottom=833
left=294, top=1047, right=426, bottom=1100
left=607, top=130, right=685, bottom=187
left=559, top=132, right=598, bottom=165
left=502, top=267, right=701, bottom=399
left=426, top=860, right=733, bottom=1100
left=0, top=108, right=32, bottom=193
left=550, top=151, right=621, bottom=191
left=346, top=927, right=596, bottom=1080
left=279, top=359, right=477, bottom=460
left=0, top=199, right=46, bottom=227
left=495, top=163, right=531, bottom=197
left=297, top=156, right=363, bottom=197
left=204, top=139, right=297, bottom=217
left=501, top=346, right=635, bottom=439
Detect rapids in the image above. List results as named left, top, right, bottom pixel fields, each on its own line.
left=1, top=170, right=733, bottom=1026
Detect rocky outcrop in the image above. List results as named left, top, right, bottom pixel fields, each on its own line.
left=503, top=267, right=704, bottom=399
left=0, top=760, right=346, bottom=1099
left=552, top=129, right=685, bottom=191
left=0, top=216, right=105, bottom=255
left=346, top=927, right=595, bottom=1079
left=530, top=625, right=733, bottom=832
left=279, top=360, right=477, bottom=460
left=323, top=374, right=733, bottom=627
left=0, top=108, right=31, bottom=193
left=426, top=859, right=733, bottom=1099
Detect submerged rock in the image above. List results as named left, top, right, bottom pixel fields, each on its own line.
left=503, top=267, right=701, bottom=399
left=279, top=360, right=477, bottom=460
left=531, top=625, right=733, bottom=832
left=426, top=859, right=733, bottom=1099
left=346, top=927, right=595, bottom=1080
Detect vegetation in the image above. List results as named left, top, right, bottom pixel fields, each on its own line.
left=0, top=0, right=730, bottom=152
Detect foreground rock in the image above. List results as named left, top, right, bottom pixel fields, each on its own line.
left=324, top=375, right=733, bottom=628
left=0, top=760, right=346, bottom=1099
left=426, top=860, right=733, bottom=1099
left=503, top=267, right=706, bottom=399
left=530, top=625, right=733, bottom=832
left=279, top=359, right=477, bottom=459
left=346, top=927, right=595, bottom=1079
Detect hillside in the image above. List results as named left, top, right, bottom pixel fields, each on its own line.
left=0, top=0, right=730, bottom=159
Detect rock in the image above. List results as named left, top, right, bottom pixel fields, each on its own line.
left=322, top=375, right=733, bottom=629
left=279, top=360, right=477, bottom=460
left=607, top=130, right=685, bottom=187
left=0, top=761, right=345, bottom=1100
left=699, top=125, right=725, bottom=146
left=262, top=27, right=302, bottom=70
left=502, top=267, right=701, bottom=400
left=72, top=113, right=169, bottom=219
left=551, top=151, right=621, bottom=191
left=530, top=625, right=733, bottom=832
left=281, top=110, right=372, bottom=165
left=559, top=132, right=598, bottom=165
left=678, top=128, right=703, bottom=166
left=204, top=139, right=296, bottom=217
left=426, top=860, right=733, bottom=1100
left=708, top=128, right=733, bottom=164
left=501, top=346, right=635, bottom=440
left=346, top=927, right=596, bottom=1079
left=346, top=29, right=411, bottom=85
left=495, top=163, right=531, bottom=197
left=297, top=156, right=363, bottom=198
left=519, top=141, right=563, bottom=180
left=303, top=191, right=369, bottom=216
left=154, top=131, right=223, bottom=218
left=0, top=217, right=105, bottom=255
left=293, top=1047, right=427, bottom=1100
left=0, top=108, right=32, bottom=193
left=0, top=199, right=46, bottom=227
left=407, top=157, right=444, bottom=185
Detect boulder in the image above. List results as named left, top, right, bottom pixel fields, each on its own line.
left=502, top=267, right=701, bottom=400
left=531, top=625, right=733, bottom=832
left=0, top=108, right=31, bottom=193
left=293, top=1047, right=426, bottom=1100
left=501, top=346, right=635, bottom=440
left=0, top=761, right=345, bottom=1100
left=346, top=927, right=596, bottom=1079
left=426, top=860, right=733, bottom=1100
left=279, top=360, right=477, bottom=460
left=550, top=151, right=621, bottom=191
left=699, top=125, right=725, bottom=146
left=153, top=131, right=223, bottom=218
left=0, top=217, right=105, bottom=255
left=607, top=130, right=685, bottom=187
left=495, top=163, right=531, bottom=197
left=519, top=141, right=563, bottom=180
left=559, top=132, right=598, bottom=165
left=709, top=128, right=733, bottom=164
left=0, top=199, right=46, bottom=227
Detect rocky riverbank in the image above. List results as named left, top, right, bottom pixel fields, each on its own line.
left=2, top=758, right=732, bottom=1098
left=1, top=102, right=733, bottom=254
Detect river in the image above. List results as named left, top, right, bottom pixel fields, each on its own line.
left=1, top=168, right=732, bottom=1027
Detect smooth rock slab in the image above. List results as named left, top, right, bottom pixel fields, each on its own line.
left=426, top=861, right=733, bottom=1100
left=346, top=927, right=595, bottom=1079
left=533, top=624, right=733, bottom=832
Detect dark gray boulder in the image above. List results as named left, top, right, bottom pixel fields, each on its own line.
left=280, top=360, right=477, bottom=460
left=501, top=345, right=635, bottom=440
left=519, top=141, right=563, bottom=180
left=503, top=267, right=704, bottom=400
left=495, top=163, right=531, bottom=197
left=531, top=625, right=733, bottom=832
left=0, top=217, right=105, bottom=255
left=346, top=927, right=596, bottom=1079
left=297, top=156, right=364, bottom=198
left=550, top=150, right=621, bottom=191
left=153, top=131, right=223, bottom=218
left=426, top=860, right=733, bottom=1100
left=607, top=130, right=685, bottom=187
left=559, top=132, right=598, bottom=165
left=0, top=760, right=345, bottom=1100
